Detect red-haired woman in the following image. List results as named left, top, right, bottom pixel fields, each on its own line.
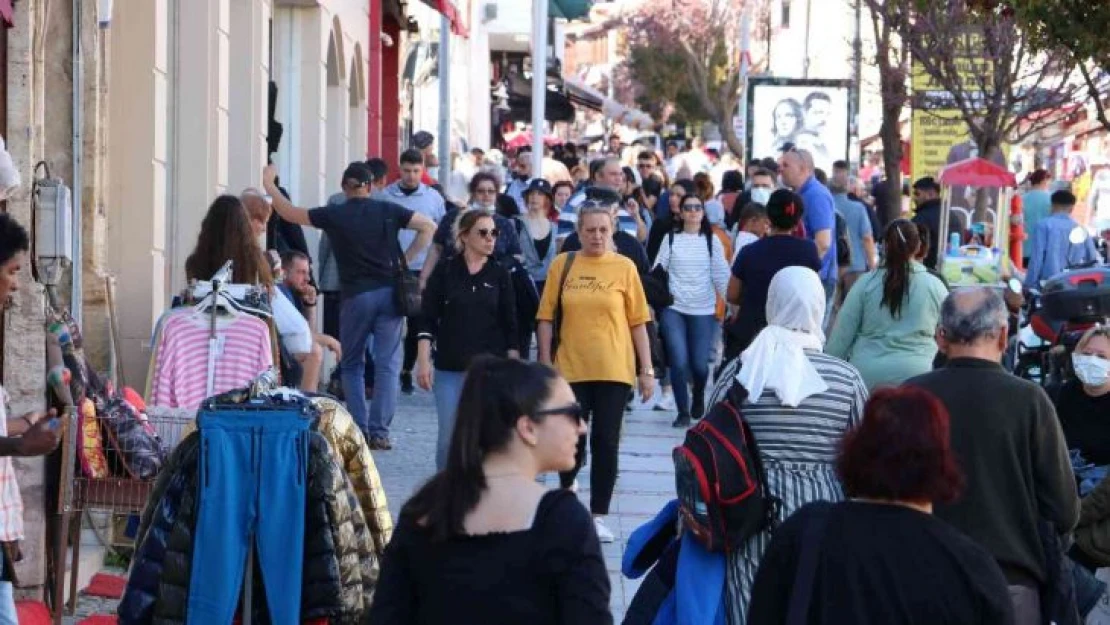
left=747, top=387, right=1014, bottom=625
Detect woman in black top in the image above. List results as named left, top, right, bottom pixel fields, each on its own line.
left=370, top=356, right=610, bottom=625
left=748, top=386, right=1014, bottom=625
left=416, top=210, right=520, bottom=470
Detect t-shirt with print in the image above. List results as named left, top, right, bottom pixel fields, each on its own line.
left=308, top=199, right=415, bottom=298
left=727, top=235, right=822, bottom=350
left=0, top=386, right=22, bottom=542
left=537, top=252, right=652, bottom=385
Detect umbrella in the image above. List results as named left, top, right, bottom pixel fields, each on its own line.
left=503, top=130, right=563, bottom=149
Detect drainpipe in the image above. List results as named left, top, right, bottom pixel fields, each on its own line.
left=71, top=0, right=83, bottom=326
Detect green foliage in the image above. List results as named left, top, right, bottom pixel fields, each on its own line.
left=1002, top=0, right=1110, bottom=67
left=624, top=45, right=710, bottom=125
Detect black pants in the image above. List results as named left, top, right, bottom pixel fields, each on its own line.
left=401, top=271, right=421, bottom=374
left=559, top=381, right=630, bottom=515
left=322, top=291, right=342, bottom=339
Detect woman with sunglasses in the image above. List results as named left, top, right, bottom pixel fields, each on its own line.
left=421, top=172, right=522, bottom=283
left=416, top=210, right=521, bottom=470
left=826, top=220, right=948, bottom=390
left=537, top=201, right=655, bottom=543
left=371, top=356, right=612, bottom=624
left=653, top=194, right=730, bottom=427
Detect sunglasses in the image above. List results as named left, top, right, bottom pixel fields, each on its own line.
left=534, top=402, right=584, bottom=422
left=475, top=227, right=500, bottom=239
left=681, top=203, right=704, bottom=212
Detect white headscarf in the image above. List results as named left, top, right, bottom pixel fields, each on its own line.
left=736, top=266, right=829, bottom=407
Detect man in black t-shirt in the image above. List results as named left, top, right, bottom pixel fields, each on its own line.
left=263, top=163, right=436, bottom=450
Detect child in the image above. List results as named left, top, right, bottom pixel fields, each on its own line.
left=731, top=202, right=770, bottom=263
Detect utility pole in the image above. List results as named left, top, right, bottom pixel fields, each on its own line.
left=531, top=0, right=549, bottom=176
left=438, top=15, right=452, bottom=181
left=850, top=0, right=862, bottom=171
left=738, top=2, right=752, bottom=164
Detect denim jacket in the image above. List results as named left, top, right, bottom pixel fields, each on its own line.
left=513, top=216, right=557, bottom=283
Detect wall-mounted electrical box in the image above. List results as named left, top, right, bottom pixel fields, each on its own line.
left=35, top=176, right=73, bottom=269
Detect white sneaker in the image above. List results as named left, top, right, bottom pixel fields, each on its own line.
left=594, top=517, right=615, bottom=543
left=654, top=391, right=676, bottom=412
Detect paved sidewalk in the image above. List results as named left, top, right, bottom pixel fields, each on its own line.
left=373, top=389, right=684, bottom=621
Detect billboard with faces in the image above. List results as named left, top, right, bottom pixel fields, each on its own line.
left=746, top=78, right=852, bottom=175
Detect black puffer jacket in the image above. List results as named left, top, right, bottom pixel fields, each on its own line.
left=117, top=435, right=199, bottom=625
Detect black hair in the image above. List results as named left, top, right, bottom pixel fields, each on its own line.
left=469, top=172, right=500, bottom=194
left=738, top=202, right=768, bottom=227
left=622, top=166, right=637, bottom=185
left=912, top=177, right=941, bottom=194
left=495, top=193, right=520, bottom=218
left=760, top=157, right=780, bottom=174
left=1027, top=169, right=1050, bottom=186
left=666, top=140, right=678, bottom=149
left=641, top=176, right=663, bottom=198
left=400, top=356, right=561, bottom=541
left=0, top=213, right=30, bottom=267
left=832, top=160, right=850, bottom=171
left=814, top=168, right=828, bottom=186
left=805, top=92, right=832, bottom=107
left=766, top=189, right=806, bottom=231
left=589, top=156, right=620, bottom=182
left=400, top=148, right=424, bottom=166
left=915, top=222, right=932, bottom=260
left=637, top=150, right=656, bottom=162
left=280, top=250, right=309, bottom=270
left=671, top=179, right=696, bottom=198
left=364, top=158, right=389, bottom=182
left=721, top=170, right=744, bottom=194
left=881, top=220, right=922, bottom=319
left=1051, top=190, right=1077, bottom=208
left=750, top=167, right=775, bottom=181
left=674, top=194, right=714, bottom=237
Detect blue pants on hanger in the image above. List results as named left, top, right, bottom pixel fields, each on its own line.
left=187, top=408, right=310, bottom=625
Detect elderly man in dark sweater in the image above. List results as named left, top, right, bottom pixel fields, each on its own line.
left=907, top=287, right=1079, bottom=625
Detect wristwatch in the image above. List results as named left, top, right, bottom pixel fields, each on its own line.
left=639, top=368, right=655, bottom=377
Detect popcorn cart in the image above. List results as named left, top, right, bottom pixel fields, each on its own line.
left=937, top=157, right=1018, bottom=287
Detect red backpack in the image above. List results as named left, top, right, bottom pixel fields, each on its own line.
left=673, top=382, right=780, bottom=552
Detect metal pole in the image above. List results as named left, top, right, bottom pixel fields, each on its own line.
left=802, top=0, right=813, bottom=78
left=531, top=0, right=549, bottom=177
left=71, top=0, right=83, bottom=326
left=438, top=15, right=452, bottom=181
left=850, top=0, right=863, bottom=171
left=738, top=3, right=751, bottom=165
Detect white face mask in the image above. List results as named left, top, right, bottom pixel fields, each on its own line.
left=751, top=187, right=773, bottom=206
left=1073, top=353, right=1110, bottom=387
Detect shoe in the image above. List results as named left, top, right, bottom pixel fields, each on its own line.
left=368, top=436, right=393, bottom=450
left=692, top=384, right=706, bottom=420
left=672, top=413, right=692, bottom=428
left=593, top=517, right=615, bottom=543
left=654, top=392, right=676, bottom=411
left=400, top=372, right=414, bottom=395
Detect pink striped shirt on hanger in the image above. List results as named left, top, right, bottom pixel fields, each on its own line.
left=149, top=312, right=273, bottom=409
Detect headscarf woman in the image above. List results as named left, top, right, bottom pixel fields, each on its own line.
left=709, top=266, right=868, bottom=625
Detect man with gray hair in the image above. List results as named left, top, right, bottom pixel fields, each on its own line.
left=779, top=148, right=837, bottom=325
left=829, top=164, right=875, bottom=274
left=906, top=287, right=1078, bottom=625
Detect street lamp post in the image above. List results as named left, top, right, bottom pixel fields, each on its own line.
left=532, top=0, right=549, bottom=177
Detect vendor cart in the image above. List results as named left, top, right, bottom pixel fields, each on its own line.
left=937, top=157, right=1018, bottom=287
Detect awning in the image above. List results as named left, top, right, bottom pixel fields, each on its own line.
left=0, top=0, right=13, bottom=27
left=564, top=77, right=654, bottom=130
left=423, top=0, right=468, bottom=38
left=550, top=0, right=592, bottom=20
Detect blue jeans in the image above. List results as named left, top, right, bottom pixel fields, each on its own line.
left=822, top=277, right=837, bottom=331
left=0, top=582, right=15, bottom=625
left=340, top=288, right=404, bottom=438
left=432, top=369, right=467, bottom=470
left=188, top=409, right=310, bottom=624
left=659, top=308, right=716, bottom=415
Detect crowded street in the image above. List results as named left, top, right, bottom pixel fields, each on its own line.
left=0, top=0, right=1109, bottom=624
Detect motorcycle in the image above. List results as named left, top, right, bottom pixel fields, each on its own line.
left=1011, top=227, right=1110, bottom=387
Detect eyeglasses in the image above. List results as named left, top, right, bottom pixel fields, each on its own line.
left=681, top=203, right=704, bottom=212
left=476, top=228, right=500, bottom=239
left=636, top=163, right=654, bottom=170
left=533, top=402, right=583, bottom=422
left=475, top=187, right=497, bottom=195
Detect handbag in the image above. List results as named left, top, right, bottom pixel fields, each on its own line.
left=551, top=252, right=577, bottom=356
left=386, top=216, right=422, bottom=317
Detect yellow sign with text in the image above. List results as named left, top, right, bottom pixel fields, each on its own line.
left=911, top=110, right=969, bottom=184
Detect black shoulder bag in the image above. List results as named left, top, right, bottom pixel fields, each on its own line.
left=551, top=252, right=577, bottom=356
left=386, top=216, right=422, bottom=317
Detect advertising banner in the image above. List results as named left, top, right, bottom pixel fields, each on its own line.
left=746, top=78, right=851, bottom=174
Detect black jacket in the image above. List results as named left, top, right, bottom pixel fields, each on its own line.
left=420, top=254, right=519, bottom=372
left=911, top=198, right=963, bottom=270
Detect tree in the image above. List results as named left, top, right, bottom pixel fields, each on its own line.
left=859, top=0, right=912, bottom=224
left=621, top=0, right=761, bottom=155
left=905, top=1, right=1084, bottom=217
left=614, top=44, right=709, bottom=128
left=976, top=0, right=1110, bottom=132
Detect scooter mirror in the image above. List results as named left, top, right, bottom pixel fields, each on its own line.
left=1069, top=226, right=1089, bottom=245
left=1007, top=278, right=1022, bottom=294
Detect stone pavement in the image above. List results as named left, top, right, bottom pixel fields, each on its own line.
left=373, top=388, right=684, bottom=622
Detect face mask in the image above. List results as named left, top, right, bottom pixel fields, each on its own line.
left=751, top=187, right=772, bottom=206
left=1073, top=353, right=1110, bottom=387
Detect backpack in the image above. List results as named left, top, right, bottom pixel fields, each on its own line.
left=673, top=382, right=780, bottom=552
left=835, top=211, right=852, bottom=268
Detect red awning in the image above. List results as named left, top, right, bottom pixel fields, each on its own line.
left=0, top=0, right=13, bottom=27
left=938, top=157, right=1017, bottom=189
left=425, top=0, right=469, bottom=38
